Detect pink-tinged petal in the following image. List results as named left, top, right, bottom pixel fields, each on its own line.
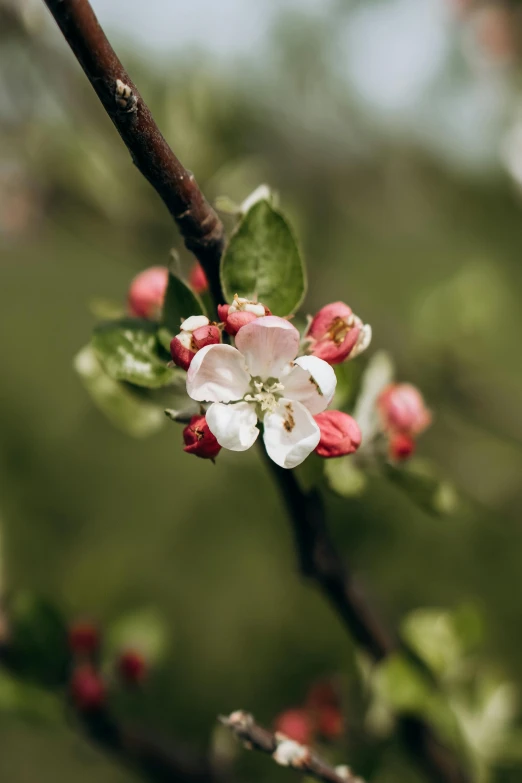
left=235, top=316, right=300, bottom=380
left=282, top=355, right=336, bottom=415
left=263, top=398, right=320, bottom=469
left=206, top=402, right=259, bottom=451
left=186, top=344, right=250, bottom=403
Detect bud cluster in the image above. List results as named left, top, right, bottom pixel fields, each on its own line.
left=377, top=383, right=432, bottom=461
left=273, top=677, right=344, bottom=747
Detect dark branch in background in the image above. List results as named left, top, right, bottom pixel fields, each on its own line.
left=39, top=2, right=470, bottom=783
left=220, top=711, right=363, bottom=783
left=42, top=0, right=225, bottom=308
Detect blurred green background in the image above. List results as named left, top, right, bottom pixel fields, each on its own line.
left=2, top=0, right=522, bottom=781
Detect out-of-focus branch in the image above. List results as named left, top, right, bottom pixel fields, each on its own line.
left=41, top=0, right=225, bottom=307
left=220, top=711, right=363, bottom=783
left=36, top=2, right=470, bottom=782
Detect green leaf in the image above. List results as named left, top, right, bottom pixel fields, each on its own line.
left=92, top=318, right=176, bottom=389
left=74, top=346, right=165, bottom=437
left=220, top=200, right=306, bottom=316
left=324, top=456, right=367, bottom=498
left=0, top=671, right=61, bottom=725
left=5, top=593, right=68, bottom=687
left=162, top=271, right=205, bottom=336
left=385, top=459, right=458, bottom=516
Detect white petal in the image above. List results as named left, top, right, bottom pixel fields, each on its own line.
left=186, top=344, right=251, bottom=403
left=181, top=315, right=209, bottom=332
left=282, top=355, right=337, bottom=415
left=263, top=398, right=320, bottom=469
left=206, top=402, right=259, bottom=451
left=351, top=323, right=372, bottom=359
left=235, top=316, right=300, bottom=380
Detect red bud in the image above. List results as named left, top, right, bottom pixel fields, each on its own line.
left=316, top=706, right=344, bottom=739
left=274, top=708, right=314, bottom=745
left=192, top=324, right=221, bottom=350
left=128, top=266, right=168, bottom=319
left=217, top=303, right=230, bottom=322
left=117, top=650, right=147, bottom=685
left=170, top=316, right=220, bottom=371
left=183, top=415, right=221, bottom=460
left=170, top=336, right=195, bottom=371
left=389, top=432, right=416, bottom=461
left=314, top=411, right=361, bottom=458
left=188, top=262, right=208, bottom=294
left=224, top=310, right=257, bottom=336
left=68, top=622, right=100, bottom=656
left=70, top=665, right=106, bottom=711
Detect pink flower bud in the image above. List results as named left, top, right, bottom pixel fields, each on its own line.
left=314, top=411, right=362, bottom=458
left=306, top=302, right=371, bottom=364
left=128, top=266, right=169, bottom=319
left=389, top=432, right=416, bottom=461
left=183, top=415, right=221, bottom=460
left=70, top=665, right=106, bottom=711
left=217, top=303, right=230, bottom=322
left=378, top=383, right=431, bottom=436
left=316, top=706, right=344, bottom=740
left=68, top=621, right=100, bottom=656
left=188, top=261, right=208, bottom=294
left=170, top=315, right=220, bottom=371
left=274, top=708, right=314, bottom=745
left=224, top=310, right=257, bottom=336
left=117, top=650, right=147, bottom=685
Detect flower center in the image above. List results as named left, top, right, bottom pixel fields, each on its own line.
left=244, top=378, right=284, bottom=414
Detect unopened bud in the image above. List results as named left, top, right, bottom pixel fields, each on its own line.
left=70, top=665, right=105, bottom=711
left=170, top=315, right=220, bottom=371
left=316, top=705, right=344, bottom=739
left=378, top=383, right=431, bottom=436
left=306, top=302, right=371, bottom=364
left=389, top=432, right=416, bottom=461
left=117, top=650, right=147, bottom=685
left=218, top=295, right=270, bottom=335
left=274, top=708, right=314, bottom=746
left=183, top=415, right=221, bottom=459
left=224, top=310, right=258, bottom=336
left=128, top=266, right=168, bottom=319
left=189, top=261, right=208, bottom=294
left=314, top=411, right=361, bottom=458
left=68, top=621, right=100, bottom=656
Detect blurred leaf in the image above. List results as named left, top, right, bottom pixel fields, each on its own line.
left=401, top=607, right=472, bottom=677
left=0, top=671, right=61, bottom=725
left=352, top=351, right=394, bottom=446
left=88, top=298, right=126, bottom=321
left=92, top=319, right=176, bottom=389
left=74, top=345, right=165, bottom=437
left=324, top=456, right=367, bottom=497
left=161, top=271, right=205, bottom=337
left=106, top=608, right=170, bottom=666
left=331, top=360, right=363, bottom=411
left=385, top=459, right=458, bottom=516
left=6, top=592, right=68, bottom=687
left=220, top=200, right=306, bottom=315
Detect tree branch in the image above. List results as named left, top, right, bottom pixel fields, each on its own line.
left=220, top=711, right=363, bottom=783
left=42, top=0, right=225, bottom=307
left=38, top=2, right=470, bottom=782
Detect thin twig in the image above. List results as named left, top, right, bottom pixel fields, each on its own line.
left=42, top=0, right=225, bottom=308
left=220, top=711, right=363, bottom=783
left=38, top=2, right=470, bottom=782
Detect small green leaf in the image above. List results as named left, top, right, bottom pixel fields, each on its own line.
left=324, top=457, right=367, bottom=498
left=74, top=346, right=165, bottom=437
left=221, top=200, right=306, bottom=315
left=385, top=459, right=458, bottom=516
left=5, top=593, right=68, bottom=687
left=92, top=319, right=176, bottom=389
left=0, top=671, right=61, bottom=724
left=162, top=271, right=205, bottom=336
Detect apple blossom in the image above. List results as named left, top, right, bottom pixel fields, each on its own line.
left=186, top=316, right=337, bottom=469
left=170, top=315, right=221, bottom=371
left=128, top=266, right=168, bottom=319
left=183, top=414, right=221, bottom=459
left=188, top=261, right=208, bottom=294
left=306, top=301, right=371, bottom=365
left=378, top=383, right=431, bottom=436
left=314, top=410, right=361, bottom=458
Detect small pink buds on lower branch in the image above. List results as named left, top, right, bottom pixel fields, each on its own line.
left=274, top=709, right=314, bottom=745
left=389, top=432, right=416, bottom=461
left=219, top=295, right=271, bottom=336
left=117, top=650, right=147, bottom=685
left=170, top=315, right=221, bottom=371
left=189, top=261, right=208, bottom=294
left=314, top=411, right=362, bottom=458
left=70, top=665, right=106, bottom=711
left=183, top=415, right=221, bottom=460
left=306, top=302, right=371, bottom=365
left=128, top=266, right=168, bottom=319
left=68, top=621, right=100, bottom=657
left=378, top=383, right=432, bottom=437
